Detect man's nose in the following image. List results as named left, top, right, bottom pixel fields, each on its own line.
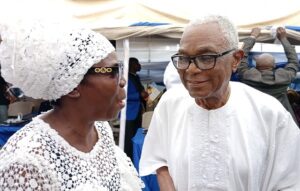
left=186, top=60, right=201, bottom=72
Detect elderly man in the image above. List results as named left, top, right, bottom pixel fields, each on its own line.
left=140, top=15, right=300, bottom=190
left=238, top=27, right=299, bottom=125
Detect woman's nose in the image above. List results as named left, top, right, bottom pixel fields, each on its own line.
left=119, top=76, right=126, bottom=87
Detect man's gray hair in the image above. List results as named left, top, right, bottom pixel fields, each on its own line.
left=187, top=15, right=239, bottom=49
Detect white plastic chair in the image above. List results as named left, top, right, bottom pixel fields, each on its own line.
left=8, top=101, right=34, bottom=117
left=142, top=111, right=154, bottom=129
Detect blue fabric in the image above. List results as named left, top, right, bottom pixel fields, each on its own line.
left=290, top=82, right=300, bottom=91
left=291, top=77, right=300, bottom=92
left=130, top=22, right=170, bottom=26
left=0, top=125, right=22, bottom=146
left=247, top=52, right=300, bottom=68
left=264, top=26, right=300, bottom=32
left=231, top=72, right=240, bottom=81
left=126, top=79, right=141, bottom=120
left=132, top=128, right=144, bottom=171
left=231, top=53, right=300, bottom=91
left=285, top=26, right=300, bottom=32
left=132, top=128, right=160, bottom=191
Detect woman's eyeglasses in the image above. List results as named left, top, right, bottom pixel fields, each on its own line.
left=87, top=66, right=119, bottom=76
left=87, top=65, right=122, bottom=82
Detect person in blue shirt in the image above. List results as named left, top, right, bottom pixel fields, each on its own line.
left=125, top=57, right=149, bottom=160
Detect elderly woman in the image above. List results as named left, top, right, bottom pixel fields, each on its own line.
left=0, top=21, right=143, bottom=190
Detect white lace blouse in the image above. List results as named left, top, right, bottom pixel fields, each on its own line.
left=0, top=117, right=144, bottom=190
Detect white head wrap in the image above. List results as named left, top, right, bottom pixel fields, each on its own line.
left=0, top=21, right=115, bottom=100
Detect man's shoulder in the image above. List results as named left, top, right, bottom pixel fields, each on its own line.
left=157, top=84, right=191, bottom=109
left=231, top=81, right=287, bottom=112
left=163, top=84, right=189, bottom=99
left=232, top=81, right=273, bottom=98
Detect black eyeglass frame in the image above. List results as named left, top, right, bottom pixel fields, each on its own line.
left=171, top=48, right=236, bottom=70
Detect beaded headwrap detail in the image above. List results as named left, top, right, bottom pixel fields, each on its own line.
left=0, top=21, right=115, bottom=100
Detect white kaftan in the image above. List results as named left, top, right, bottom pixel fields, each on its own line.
left=140, top=81, right=300, bottom=191
left=0, top=117, right=144, bottom=190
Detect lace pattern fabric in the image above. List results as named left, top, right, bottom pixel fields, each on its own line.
left=0, top=117, right=143, bottom=190
left=0, top=21, right=114, bottom=100
left=188, top=105, right=230, bottom=190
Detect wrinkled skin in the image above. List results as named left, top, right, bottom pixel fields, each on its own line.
left=177, top=22, right=243, bottom=109
left=78, top=52, right=126, bottom=121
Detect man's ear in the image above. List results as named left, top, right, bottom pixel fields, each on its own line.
left=67, top=88, right=81, bottom=98
left=231, top=49, right=244, bottom=72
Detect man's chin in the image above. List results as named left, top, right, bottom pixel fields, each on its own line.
left=188, top=90, right=209, bottom=100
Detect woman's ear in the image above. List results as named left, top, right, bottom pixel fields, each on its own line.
left=67, top=88, right=81, bottom=98
left=231, top=49, right=244, bottom=72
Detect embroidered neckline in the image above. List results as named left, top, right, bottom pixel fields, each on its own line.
left=32, top=117, right=103, bottom=158
left=195, top=85, right=231, bottom=110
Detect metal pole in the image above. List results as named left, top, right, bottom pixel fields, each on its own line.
left=119, top=38, right=129, bottom=150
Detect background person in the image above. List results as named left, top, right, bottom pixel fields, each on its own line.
left=0, top=72, right=10, bottom=123
left=0, top=32, right=16, bottom=122
left=125, top=57, right=149, bottom=161
left=0, top=37, right=15, bottom=116
left=140, top=15, right=300, bottom=190
left=238, top=27, right=299, bottom=125
left=0, top=21, right=143, bottom=190
left=287, top=89, right=300, bottom=125
left=163, top=61, right=182, bottom=90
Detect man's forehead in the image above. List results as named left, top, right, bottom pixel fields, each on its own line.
left=179, top=25, right=225, bottom=54
left=181, top=23, right=222, bottom=42
left=178, top=44, right=216, bottom=54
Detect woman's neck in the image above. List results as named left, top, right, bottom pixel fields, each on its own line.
left=41, top=108, right=98, bottom=152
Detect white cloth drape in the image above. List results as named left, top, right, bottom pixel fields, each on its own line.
left=140, top=82, right=300, bottom=191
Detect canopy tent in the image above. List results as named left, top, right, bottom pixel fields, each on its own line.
left=94, top=25, right=300, bottom=45
left=68, top=0, right=300, bottom=44
left=2, top=0, right=300, bottom=43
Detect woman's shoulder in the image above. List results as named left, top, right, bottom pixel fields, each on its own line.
left=0, top=138, right=59, bottom=190
left=94, top=122, right=144, bottom=190
left=0, top=118, right=58, bottom=179
left=0, top=117, right=56, bottom=160
left=1, top=121, right=41, bottom=149
left=95, top=121, right=114, bottom=140
left=114, top=146, right=144, bottom=191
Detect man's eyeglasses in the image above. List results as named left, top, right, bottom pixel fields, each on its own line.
left=171, top=49, right=235, bottom=70
left=87, top=64, right=123, bottom=82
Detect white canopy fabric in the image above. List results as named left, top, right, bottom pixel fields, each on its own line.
left=93, top=26, right=300, bottom=45
left=1, top=0, right=300, bottom=43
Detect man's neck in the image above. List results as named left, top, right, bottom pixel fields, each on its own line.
left=129, top=72, right=137, bottom=76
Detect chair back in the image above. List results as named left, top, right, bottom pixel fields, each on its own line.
left=8, top=101, right=34, bottom=117
left=30, top=99, right=43, bottom=114
left=142, top=111, right=154, bottom=129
